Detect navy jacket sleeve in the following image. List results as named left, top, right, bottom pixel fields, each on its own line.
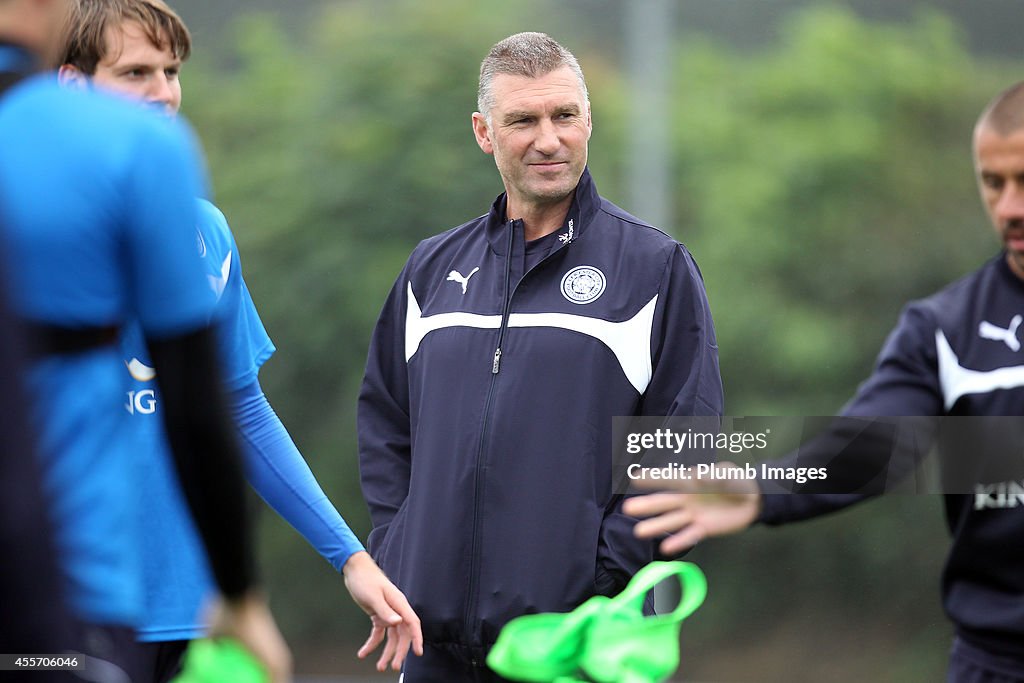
left=357, top=259, right=414, bottom=560
left=641, top=244, right=724, bottom=417
left=599, top=244, right=724, bottom=582
left=759, top=302, right=943, bottom=524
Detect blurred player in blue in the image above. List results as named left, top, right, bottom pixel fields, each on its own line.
left=57, top=1, right=421, bottom=681
left=0, top=0, right=291, bottom=680
left=626, top=83, right=1024, bottom=682
left=0, top=251, right=81, bottom=673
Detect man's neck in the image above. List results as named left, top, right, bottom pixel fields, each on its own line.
left=506, top=192, right=575, bottom=242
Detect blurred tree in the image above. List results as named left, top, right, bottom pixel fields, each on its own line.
left=670, top=6, right=1009, bottom=415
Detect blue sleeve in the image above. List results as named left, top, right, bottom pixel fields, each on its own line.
left=759, top=302, right=943, bottom=524
left=230, top=378, right=364, bottom=571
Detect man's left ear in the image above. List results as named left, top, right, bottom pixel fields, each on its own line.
left=57, top=64, right=89, bottom=90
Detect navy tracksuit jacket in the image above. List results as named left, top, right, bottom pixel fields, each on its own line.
left=760, top=254, right=1024, bottom=666
left=358, top=169, right=723, bottom=655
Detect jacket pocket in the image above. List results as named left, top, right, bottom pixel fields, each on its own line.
left=594, top=562, right=628, bottom=598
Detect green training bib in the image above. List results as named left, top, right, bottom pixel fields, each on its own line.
left=487, top=561, right=707, bottom=683
left=172, top=638, right=268, bottom=683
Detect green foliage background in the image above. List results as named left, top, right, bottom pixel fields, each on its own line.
left=179, top=2, right=1018, bottom=679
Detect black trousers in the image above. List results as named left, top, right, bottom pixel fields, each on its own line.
left=136, top=639, right=189, bottom=683
left=400, top=644, right=515, bottom=683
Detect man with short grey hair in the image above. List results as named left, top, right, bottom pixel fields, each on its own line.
left=359, top=31, right=723, bottom=681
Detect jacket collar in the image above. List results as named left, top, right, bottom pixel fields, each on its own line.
left=485, top=167, right=601, bottom=254
left=996, top=251, right=1024, bottom=293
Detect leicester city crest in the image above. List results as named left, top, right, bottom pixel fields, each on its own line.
left=560, top=266, right=606, bottom=304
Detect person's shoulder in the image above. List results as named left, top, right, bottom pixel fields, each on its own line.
left=594, top=196, right=681, bottom=249
left=591, top=196, right=702, bottom=281
left=889, top=259, right=1001, bottom=344
left=193, top=199, right=240, bottom=266
left=196, top=198, right=227, bottom=223
left=412, top=213, right=488, bottom=255
left=195, top=199, right=233, bottom=240
left=2, top=77, right=197, bottom=161
left=910, top=258, right=995, bottom=318
left=391, top=213, right=490, bottom=281
left=6, top=76, right=164, bottom=130
left=0, top=75, right=88, bottom=131
left=0, top=73, right=73, bottom=112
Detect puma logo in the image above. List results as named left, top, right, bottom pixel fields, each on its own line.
left=446, top=267, right=480, bottom=294
left=979, top=314, right=1022, bottom=352
left=208, top=251, right=231, bottom=300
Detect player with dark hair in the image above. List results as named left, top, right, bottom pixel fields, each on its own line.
left=0, top=0, right=290, bottom=679
left=55, top=1, right=421, bottom=681
left=626, top=82, right=1024, bottom=683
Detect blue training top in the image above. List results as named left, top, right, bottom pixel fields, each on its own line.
left=121, top=200, right=363, bottom=641
left=0, top=49, right=214, bottom=627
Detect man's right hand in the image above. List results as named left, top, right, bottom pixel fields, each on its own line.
left=343, top=550, right=424, bottom=672
left=623, top=462, right=762, bottom=555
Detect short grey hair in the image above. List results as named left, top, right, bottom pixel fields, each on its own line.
left=477, top=32, right=589, bottom=119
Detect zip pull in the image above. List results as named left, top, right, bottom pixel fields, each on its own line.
left=492, top=347, right=502, bottom=374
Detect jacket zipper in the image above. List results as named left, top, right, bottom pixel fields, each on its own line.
left=493, top=216, right=576, bottom=374
left=462, top=215, right=579, bottom=648
left=463, top=218, right=518, bottom=648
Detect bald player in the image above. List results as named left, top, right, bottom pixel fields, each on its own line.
left=626, top=82, right=1024, bottom=682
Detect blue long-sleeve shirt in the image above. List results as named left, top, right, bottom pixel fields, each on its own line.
left=124, top=200, right=363, bottom=641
